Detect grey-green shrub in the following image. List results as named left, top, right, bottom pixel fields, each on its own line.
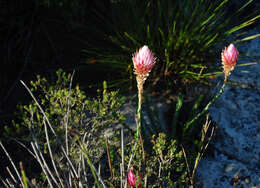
left=4, top=69, right=126, bottom=165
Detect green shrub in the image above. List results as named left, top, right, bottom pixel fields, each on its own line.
left=4, top=69, right=126, bottom=165
left=149, top=133, right=188, bottom=187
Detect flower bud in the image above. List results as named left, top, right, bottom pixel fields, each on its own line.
left=132, top=45, right=156, bottom=96
left=128, top=168, right=143, bottom=187
left=221, top=43, right=239, bottom=78
left=132, top=45, right=156, bottom=77
left=128, top=168, right=136, bottom=187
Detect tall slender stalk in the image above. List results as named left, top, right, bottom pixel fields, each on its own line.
left=185, top=43, right=239, bottom=132
left=64, top=70, right=75, bottom=187
left=130, top=45, right=156, bottom=167
left=0, top=142, right=25, bottom=188
left=121, top=127, right=125, bottom=188
left=136, top=85, right=143, bottom=141
left=126, top=45, right=156, bottom=186
left=184, top=79, right=227, bottom=132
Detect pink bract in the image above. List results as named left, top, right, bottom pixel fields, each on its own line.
left=128, top=169, right=136, bottom=187
left=132, top=45, right=156, bottom=75
left=221, top=43, right=239, bottom=70
left=128, top=168, right=143, bottom=188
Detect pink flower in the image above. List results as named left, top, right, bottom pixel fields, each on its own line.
left=132, top=45, right=156, bottom=76
left=128, top=169, right=136, bottom=187
left=221, top=43, right=239, bottom=77
left=128, top=168, right=142, bottom=187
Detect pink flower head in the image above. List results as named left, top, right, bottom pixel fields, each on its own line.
left=132, top=45, right=156, bottom=76
left=221, top=43, right=239, bottom=77
left=128, top=168, right=142, bottom=187
left=128, top=168, right=136, bottom=187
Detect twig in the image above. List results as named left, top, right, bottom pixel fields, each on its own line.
left=43, top=120, right=64, bottom=187
left=20, top=80, right=79, bottom=179
left=82, top=132, right=88, bottom=183
left=158, top=161, right=162, bottom=180
left=6, top=166, right=17, bottom=184
left=64, top=70, right=75, bottom=187
left=105, top=136, right=114, bottom=179
left=120, top=127, right=124, bottom=188
left=12, top=138, right=36, bottom=159
left=191, top=115, right=215, bottom=180
left=181, top=144, right=193, bottom=188
left=5, top=178, right=13, bottom=187
left=77, top=160, right=84, bottom=188
left=81, top=139, right=87, bottom=183
left=31, top=130, right=60, bottom=186
left=0, top=141, right=25, bottom=188
left=144, top=174, right=148, bottom=188
left=127, top=141, right=138, bottom=171
left=0, top=175, right=9, bottom=188
left=201, top=123, right=215, bottom=158
left=30, top=142, right=54, bottom=188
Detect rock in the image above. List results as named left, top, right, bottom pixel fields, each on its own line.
left=197, top=29, right=260, bottom=187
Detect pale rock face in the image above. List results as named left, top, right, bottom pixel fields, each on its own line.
left=196, top=29, right=260, bottom=188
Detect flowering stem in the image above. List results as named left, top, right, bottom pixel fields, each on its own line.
left=132, top=84, right=143, bottom=158
left=127, top=83, right=144, bottom=174
left=184, top=78, right=227, bottom=132
left=129, top=45, right=156, bottom=183
left=136, top=85, right=143, bottom=141
left=136, top=83, right=146, bottom=160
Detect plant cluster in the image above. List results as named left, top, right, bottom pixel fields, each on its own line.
left=1, top=41, right=239, bottom=187
left=84, top=0, right=259, bottom=90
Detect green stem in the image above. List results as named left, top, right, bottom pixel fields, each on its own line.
left=184, top=78, right=227, bottom=132
left=129, top=85, right=143, bottom=168
left=136, top=88, right=142, bottom=140
left=20, top=162, right=29, bottom=188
